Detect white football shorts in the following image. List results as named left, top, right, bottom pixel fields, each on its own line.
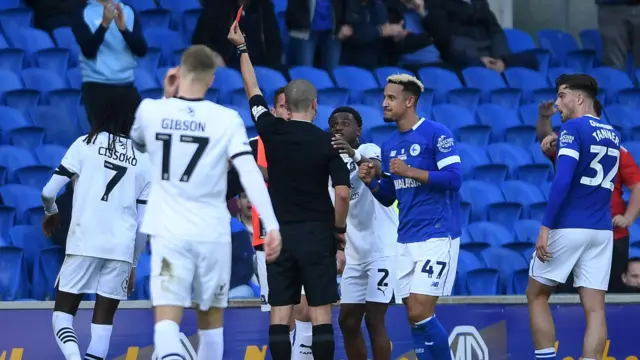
left=56, top=254, right=131, bottom=300
left=396, top=237, right=460, bottom=299
left=150, top=235, right=231, bottom=311
left=341, top=256, right=396, bottom=304
left=529, top=228, right=613, bottom=291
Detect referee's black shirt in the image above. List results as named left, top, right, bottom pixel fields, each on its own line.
left=249, top=94, right=350, bottom=225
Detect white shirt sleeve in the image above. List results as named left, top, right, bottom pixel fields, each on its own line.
left=130, top=99, right=150, bottom=152
left=41, top=138, right=84, bottom=214
left=232, top=154, right=279, bottom=232
left=227, top=112, right=253, bottom=160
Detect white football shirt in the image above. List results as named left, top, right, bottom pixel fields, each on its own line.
left=61, top=133, right=151, bottom=263
left=130, top=97, right=253, bottom=241
left=330, top=143, right=398, bottom=264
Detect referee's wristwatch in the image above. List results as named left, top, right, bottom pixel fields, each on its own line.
left=334, top=225, right=347, bottom=234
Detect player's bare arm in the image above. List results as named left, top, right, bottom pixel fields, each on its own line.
left=536, top=100, right=556, bottom=141
left=227, top=24, right=262, bottom=99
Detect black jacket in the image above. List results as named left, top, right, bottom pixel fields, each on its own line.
left=192, top=0, right=283, bottom=69
left=286, top=0, right=345, bottom=33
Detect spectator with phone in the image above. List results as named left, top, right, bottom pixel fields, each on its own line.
left=72, top=0, right=147, bottom=127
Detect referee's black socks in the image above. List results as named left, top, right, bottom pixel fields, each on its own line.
left=312, top=323, right=335, bottom=360
left=268, top=324, right=291, bottom=360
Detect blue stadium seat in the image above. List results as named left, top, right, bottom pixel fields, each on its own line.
left=465, top=268, right=501, bottom=295
left=349, top=104, right=385, bottom=131
left=144, top=28, right=185, bottom=63
left=504, top=67, right=556, bottom=103
left=630, top=224, right=640, bottom=247
left=134, top=68, right=159, bottom=91
left=332, top=66, right=379, bottom=103
left=0, top=206, right=15, bottom=238
left=289, top=66, right=336, bottom=90
left=4, top=89, right=42, bottom=117
left=0, top=8, right=32, bottom=29
left=431, top=104, right=491, bottom=146
left=468, top=221, right=512, bottom=248
left=0, top=246, right=28, bottom=300
left=315, top=105, right=333, bottom=132
left=204, top=89, right=219, bottom=104
left=180, top=9, right=201, bottom=43
left=487, top=142, right=551, bottom=181
left=488, top=201, right=523, bottom=229
left=33, top=48, right=71, bottom=74
left=604, top=105, right=637, bottom=139
left=579, top=29, right=602, bottom=59
left=140, top=87, right=163, bottom=100
left=459, top=229, right=490, bottom=255
left=138, top=9, right=171, bottom=30
left=513, top=219, right=540, bottom=245
left=508, top=268, right=529, bottom=295
left=211, top=67, right=244, bottom=103
left=528, top=142, right=555, bottom=167
left=31, top=106, right=82, bottom=147
left=137, top=48, right=162, bottom=72
left=501, top=180, right=547, bottom=218
left=159, top=0, right=201, bottom=18
left=455, top=249, right=484, bottom=295
left=14, top=165, right=53, bottom=189
left=22, top=68, right=66, bottom=94
left=519, top=103, right=562, bottom=130
left=459, top=201, right=471, bottom=228
left=0, top=48, right=25, bottom=74
left=66, top=68, right=82, bottom=90
left=399, top=46, right=440, bottom=66
left=31, top=245, right=63, bottom=300
left=374, top=66, right=412, bottom=86
left=9, top=127, right=45, bottom=154
left=125, top=0, right=159, bottom=11
left=0, top=106, right=30, bottom=142
left=418, top=67, right=481, bottom=109
left=76, top=106, right=91, bottom=134
left=588, top=67, right=637, bottom=105
left=464, top=67, right=522, bottom=110
left=457, top=143, right=490, bottom=180
left=8, top=27, right=58, bottom=61
left=361, top=88, right=383, bottom=108
left=34, top=144, right=67, bottom=168
left=460, top=180, right=505, bottom=221
left=0, top=69, right=22, bottom=94
left=0, top=184, right=41, bottom=224
left=503, top=28, right=550, bottom=74
left=317, top=88, right=350, bottom=107
left=630, top=245, right=640, bottom=259
left=417, top=89, right=435, bottom=118
left=482, top=247, right=528, bottom=293
left=546, top=67, right=578, bottom=86
left=47, top=89, right=82, bottom=111
left=0, top=145, right=38, bottom=182
left=9, top=225, right=49, bottom=282
left=476, top=104, right=536, bottom=146
left=537, top=29, right=595, bottom=71
left=52, top=27, right=80, bottom=67
left=538, top=182, right=552, bottom=199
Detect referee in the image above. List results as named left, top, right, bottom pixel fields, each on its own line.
left=228, top=25, right=350, bottom=360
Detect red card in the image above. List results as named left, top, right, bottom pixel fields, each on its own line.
left=234, top=5, right=244, bottom=28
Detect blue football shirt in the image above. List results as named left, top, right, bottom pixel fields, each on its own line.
left=543, top=115, right=621, bottom=230
left=378, top=119, right=462, bottom=243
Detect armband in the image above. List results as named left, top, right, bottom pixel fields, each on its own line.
left=237, top=43, right=248, bottom=56
left=352, top=149, right=362, bottom=163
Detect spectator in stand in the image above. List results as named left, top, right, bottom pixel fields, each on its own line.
left=286, top=0, right=348, bottom=71
left=229, top=216, right=258, bottom=298
left=24, top=0, right=85, bottom=34
left=382, top=0, right=434, bottom=67
left=192, top=0, right=283, bottom=71
left=597, top=0, right=640, bottom=71
left=72, top=0, right=147, bottom=127
left=537, top=99, right=640, bottom=293
left=621, top=258, right=640, bottom=292
left=425, top=0, right=537, bottom=73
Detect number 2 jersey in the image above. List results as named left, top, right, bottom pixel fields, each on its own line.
left=543, top=115, right=621, bottom=230
left=130, top=97, right=254, bottom=241
left=56, top=133, right=151, bottom=262
left=330, top=144, right=398, bottom=264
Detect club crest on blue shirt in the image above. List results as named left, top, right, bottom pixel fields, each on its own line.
left=559, top=130, right=574, bottom=146
left=390, top=150, right=397, bottom=157
left=410, top=144, right=420, bottom=156
left=437, top=135, right=454, bottom=153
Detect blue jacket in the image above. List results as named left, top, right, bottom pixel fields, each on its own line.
left=230, top=218, right=255, bottom=289
left=72, top=0, right=147, bottom=84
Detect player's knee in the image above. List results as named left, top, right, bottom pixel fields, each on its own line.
left=293, top=302, right=310, bottom=322
left=405, top=295, right=436, bottom=323
left=363, top=312, right=385, bottom=336
left=338, top=310, right=361, bottom=334
left=526, top=278, right=551, bottom=303
left=92, top=295, right=120, bottom=325
left=308, top=304, right=332, bottom=325
left=196, top=308, right=223, bottom=330
left=154, top=305, right=184, bottom=324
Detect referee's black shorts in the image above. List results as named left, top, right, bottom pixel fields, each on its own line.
left=267, top=222, right=339, bottom=307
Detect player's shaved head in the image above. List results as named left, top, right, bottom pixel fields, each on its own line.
left=284, top=80, right=317, bottom=113
left=180, top=45, right=220, bottom=86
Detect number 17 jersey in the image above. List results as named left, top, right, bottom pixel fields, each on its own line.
left=130, top=97, right=253, bottom=241
left=553, top=115, right=621, bottom=230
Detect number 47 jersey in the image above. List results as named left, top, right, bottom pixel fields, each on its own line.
left=130, top=97, right=253, bottom=241
left=553, top=115, right=621, bottom=230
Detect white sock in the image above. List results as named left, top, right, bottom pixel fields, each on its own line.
left=535, top=347, right=556, bottom=359
left=53, top=311, right=82, bottom=360
left=197, top=328, right=224, bottom=360
left=292, top=320, right=313, bottom=360
left=154, top=320, right=184, bottom=360
left=85, top=323, right=113, bottom=360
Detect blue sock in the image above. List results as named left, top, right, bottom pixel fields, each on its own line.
left=415, top=315, right=451, bottom=360
left=535, top=347, right=556, bottom=359
left=410, top=325, right=433, bottom=360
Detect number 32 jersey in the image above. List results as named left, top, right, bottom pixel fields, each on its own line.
left=554, top=115, right=621, bottom=230
left=61, top=133, right=151, bottom=262
left=130, top=97, right=252, bottom=241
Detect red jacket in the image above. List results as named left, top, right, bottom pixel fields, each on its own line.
left=546, top=144, right=640, bottom=240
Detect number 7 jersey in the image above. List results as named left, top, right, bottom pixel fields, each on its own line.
left=554, top=115, right=621, bottom=230
left=130, top=97, right=253, bottom=241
